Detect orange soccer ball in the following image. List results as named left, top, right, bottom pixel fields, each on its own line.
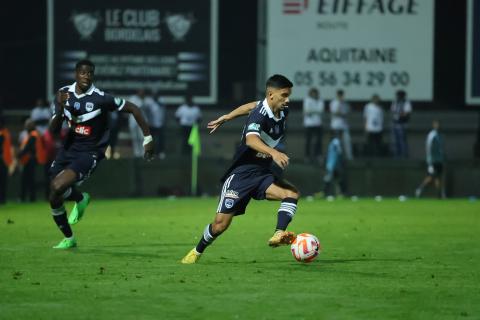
left=290, top=233, right=321, bottom=263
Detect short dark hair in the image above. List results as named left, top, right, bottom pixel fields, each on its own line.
left=266, top=74, right=293, bottom=89
left=337, top=89, right=344, bottom=96
left=396, top=90, right=406, bottom=98
left=75, top=59, right=95, bottom=72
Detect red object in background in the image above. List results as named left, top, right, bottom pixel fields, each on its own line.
left=42, top=130, right=57, bottom=162
left=283, top=0, right=308, bottom=14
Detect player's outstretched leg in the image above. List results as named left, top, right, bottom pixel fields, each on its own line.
left=266, top=182, right=299, bottom=247
left=181, top=213, right=232, bottom=264
left=68, top=190, right=90, bottom=225
left=50, top=170, right=77, bottom=249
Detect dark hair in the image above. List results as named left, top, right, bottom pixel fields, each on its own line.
left=396, top=90, right=406, bottom=98
left=266, top=74, right=293, bottom=89
left=75, top=59, right=95, bottom=72
left=336, top=89, right=344, bottom=96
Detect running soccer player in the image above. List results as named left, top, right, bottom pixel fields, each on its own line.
left=49, top=59, right=154, bottom=249
left=181, top=74, right=298, bottom=264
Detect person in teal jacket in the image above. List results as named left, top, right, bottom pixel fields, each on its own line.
left=415, top=120, right=445, bottom=198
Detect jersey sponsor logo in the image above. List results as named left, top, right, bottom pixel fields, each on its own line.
left=225, top=190, right=239, bottom=199
left=74, top=125, right=92, bottom=136
left=248, top=123, right=260, bottom=131
left=255, top=152, right=270, bottom=159
left=85, top=102, right=94, bottom=112
left=74, top=102, right=81, bottom=110
left=224, top=198, right=234, bottom=209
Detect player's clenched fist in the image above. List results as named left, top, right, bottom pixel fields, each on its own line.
left=143, top=141, right=155, bottom=161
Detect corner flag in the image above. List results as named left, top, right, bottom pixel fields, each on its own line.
left=188, top=124, right=201, bottom=195
left=188, top=124, right=201, bottom=157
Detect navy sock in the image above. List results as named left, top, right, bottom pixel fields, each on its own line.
left=195, top=224, right=218, bottom=253
left=276, top=197, right=298, bottom=231
left=51, top=206, right=73, bottom=238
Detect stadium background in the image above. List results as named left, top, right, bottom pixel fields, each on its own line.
left=1, top=2, right=480, bottom=320
left=0, top=0, right=479, bottom=198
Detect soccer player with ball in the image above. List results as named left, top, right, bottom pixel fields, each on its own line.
left=181, top=75, right=300, bottom=264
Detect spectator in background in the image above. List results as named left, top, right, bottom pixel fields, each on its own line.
left=17, top=119, right=46, bottom=202
left=415, top=120, right=445, bottom=199
left=363, top=94, right=384, bottom=157
left=30, top=98, right=52, bottom=134
left=391, top=90, right=412, bottom=158
left=129, top=89, right=154, bottom=158
left=303, top=88, right=324, bottom=163
left=107, top=111, right=121, bottom=159
left=0, top=116, right=14, bottom=204
left=148, top=94, right=166, bottom=159
left=42, top=127, right=57, bottom=199
left=175, top=95, right=201, bottom=155
left=329, top=89, right=353, bottom=160
left=323, top=131, right=347, bottom=197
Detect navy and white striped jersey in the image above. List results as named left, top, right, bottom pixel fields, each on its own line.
left=53, top=82, right=125, bottom=154
left=222, top=99, right=289, bottom=181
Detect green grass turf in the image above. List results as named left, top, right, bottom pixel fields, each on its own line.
left=0, top=198, right=479, bottom=320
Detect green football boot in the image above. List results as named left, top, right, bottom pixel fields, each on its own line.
left=53, top=237, right=77, bottom=249
left=68, top=192, right=91, bottom=225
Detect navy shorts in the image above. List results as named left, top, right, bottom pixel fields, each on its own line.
left=49, top=149, right=100, bottom=185
left=217, top=170, right=275, bottom=215
left=428, top=163, right=443, bottom=177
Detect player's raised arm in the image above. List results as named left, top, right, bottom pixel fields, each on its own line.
left=207, top=101, right=257, bottom=134
left=121, top=101, right=154, bottom=161
left=49, top=90, right=69, bottom=133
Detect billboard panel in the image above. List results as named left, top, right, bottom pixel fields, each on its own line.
left=266, top=0, right=434, bottom=101
left=466, top=0, right=480, bottom=105
left=48, top=0, right=218, bottom=103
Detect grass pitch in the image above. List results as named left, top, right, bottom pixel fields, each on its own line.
left=1, top=198, right=479, bottom=320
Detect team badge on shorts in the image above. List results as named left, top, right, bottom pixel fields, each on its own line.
left=225, top=198, right=234, bottom=209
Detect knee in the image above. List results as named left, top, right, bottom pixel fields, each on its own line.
left=212, top=217, right=231, bottom=234
left=50, top=179, right=66, bottom=197
left=284, top=189, right=300, bottom=200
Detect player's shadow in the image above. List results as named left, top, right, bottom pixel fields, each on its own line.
left=207, top=257, right=416, bottom=265
left=73, top=248, right=161, bottom=259
left=96, top=243, right=192, bottom=248
left=318, top=257, right=418, bottom=264
left=72, top=243, right=193, bottom=259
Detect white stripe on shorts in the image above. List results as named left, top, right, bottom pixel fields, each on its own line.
left=217, top=174, right=235, bottom=213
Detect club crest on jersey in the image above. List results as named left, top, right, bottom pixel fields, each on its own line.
left=74, top=102, right=81, bottom=110
left=224, top=198, right=234, bottom=209
left=85, top=102, right=94, bottom=112
left=74, top=125, right=92, bottom=136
